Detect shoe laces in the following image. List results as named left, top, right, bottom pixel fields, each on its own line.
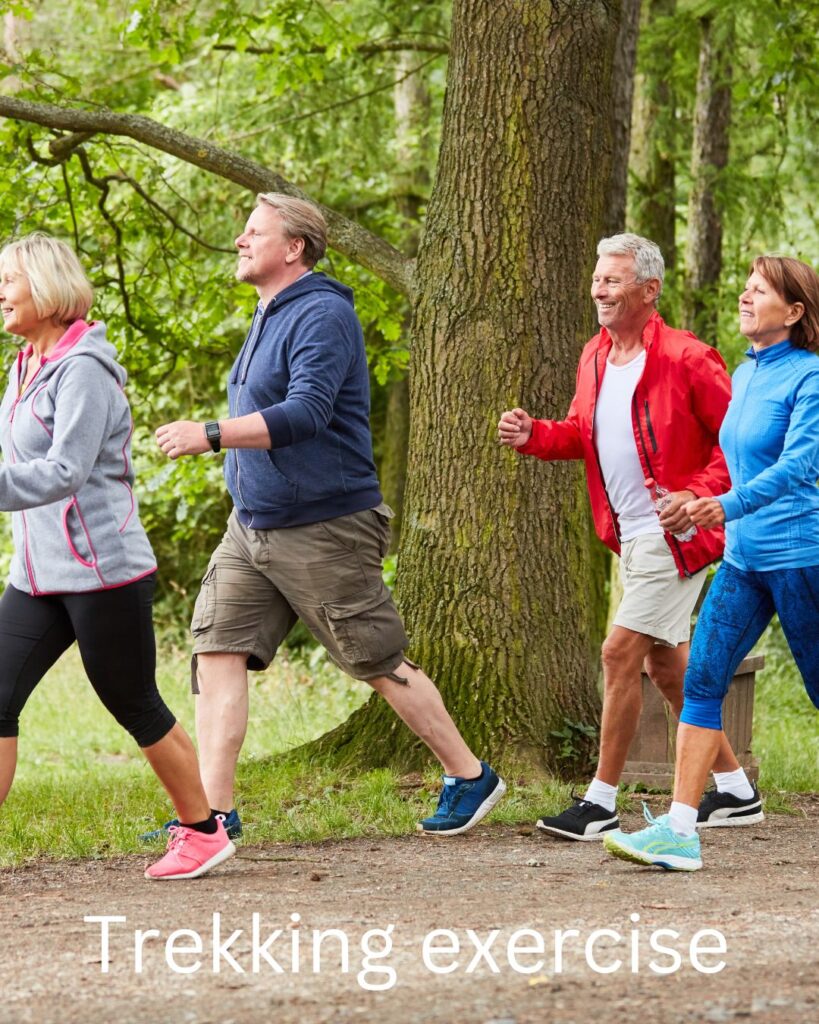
left=434, top=780, right=465, bottom=817
left=165, top=824, right=191, bottom=851
left=641, top=802, right=661, bottom=827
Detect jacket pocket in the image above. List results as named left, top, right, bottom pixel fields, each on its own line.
left=322, top=580, right=408, bottom=666
left=62, top=498, right=97, bottom=568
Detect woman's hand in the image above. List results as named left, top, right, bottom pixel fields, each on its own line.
left=684, top=496, right=726, bottom=528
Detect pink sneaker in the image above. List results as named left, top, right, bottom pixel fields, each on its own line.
left=145, top=820, right=235, bottom=880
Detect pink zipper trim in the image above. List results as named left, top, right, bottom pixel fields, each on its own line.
left=62, top=497, right=106, bottom=586
left=115, top=385, right=135, bottom=533
left=7, top=389, right=40, bottom=594
left=29, top=566, right=157, bottom=596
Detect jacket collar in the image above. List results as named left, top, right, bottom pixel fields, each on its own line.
left=745, top=338, right=794, bottom=364
left=596, top=309, right=664, bottom=363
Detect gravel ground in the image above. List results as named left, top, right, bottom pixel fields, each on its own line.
left=0, top=796, right=817, bottom=1024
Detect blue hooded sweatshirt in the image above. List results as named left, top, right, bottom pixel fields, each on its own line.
left=225, top=272, right=382, bottom=528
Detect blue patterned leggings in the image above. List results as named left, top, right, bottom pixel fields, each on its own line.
left=681, top=561, right=819, bottom=730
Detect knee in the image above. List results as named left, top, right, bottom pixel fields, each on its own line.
left=645, top=659, right=684, bottom=702
left=600, top=635, right=642, bottom=694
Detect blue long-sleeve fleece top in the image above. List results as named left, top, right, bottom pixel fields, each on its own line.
left=225, top=271, right=382, bottom=529
left=716, top=339, right=819, bottom=571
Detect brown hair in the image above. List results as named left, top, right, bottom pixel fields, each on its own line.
left=750, top=255, right=819, bottom=352
left=256, top=193, right=327, bottom=268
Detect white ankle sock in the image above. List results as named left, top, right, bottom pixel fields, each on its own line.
left=668, top=801, right=698, bottom=836
left=583, top=778, right=618, bottom=813
left=712, top=768, right=754, bottom=800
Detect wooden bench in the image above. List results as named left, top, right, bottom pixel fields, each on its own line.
left=621, top=654, right=763, bottom=790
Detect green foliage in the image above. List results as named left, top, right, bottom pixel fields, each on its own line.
left=633, top=0, right=819, bottom=362
left=0, top=0, right=446, bottom=596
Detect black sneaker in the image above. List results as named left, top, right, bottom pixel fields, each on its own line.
left=696, top=783, right=764, bottom=828
left=536, top=795, right=619, bottom=841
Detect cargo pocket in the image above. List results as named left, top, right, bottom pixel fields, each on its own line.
left=321, top=580, right=408, bottom=666
left=191, top=563, right=218, bottom=636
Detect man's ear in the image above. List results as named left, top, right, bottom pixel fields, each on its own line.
left=285, top=237, right=306, bottom=264
left=644, top=278, right=661, bottom=305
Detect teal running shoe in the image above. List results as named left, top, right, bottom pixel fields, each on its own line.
left=603, top=803, right=702, bottom=871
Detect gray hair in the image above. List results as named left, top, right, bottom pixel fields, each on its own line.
left=597, top=233, right=664, bottom=298
left=256, top=193, right=327, bottom=268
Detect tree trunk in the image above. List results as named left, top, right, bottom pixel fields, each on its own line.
left=315, top=0, right=623, bottom=772
left=379, top=53, right=432, bottom=549
left=598, top=0, right=641, bottom=653
left=682, top=12, right=733, bottom=346
left=628, top=0, right=677, bottom=267
left=602, top=0, right=642, bottom=239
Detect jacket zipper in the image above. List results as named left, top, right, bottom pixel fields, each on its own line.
left=593, top=351, right=621, bottom=544
left=8, top=383, right=41, bottom=594
left=632, top=392, right=692, bottom=577
left=233, top=303, right=272, bottom=527
left=644, top=400, right=658, bottom=452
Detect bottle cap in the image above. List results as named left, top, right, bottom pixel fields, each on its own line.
left=644, top=477, right=655, bottom=488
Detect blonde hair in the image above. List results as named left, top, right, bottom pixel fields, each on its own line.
left=256, top=193, right=327, bottom=267
left=0, top=232, right=93, bottom=323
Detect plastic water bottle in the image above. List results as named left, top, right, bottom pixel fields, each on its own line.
left=645, top=477, right=697, bottom=542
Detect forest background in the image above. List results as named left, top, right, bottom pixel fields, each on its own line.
left=0, top=0, right=817, bottom=861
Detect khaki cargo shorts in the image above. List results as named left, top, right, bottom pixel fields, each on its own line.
left=613, top=532, right=708, bottom=647
left=190, top=504, right=409, bottom=687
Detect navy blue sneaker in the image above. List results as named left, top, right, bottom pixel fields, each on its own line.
left=417, top=762, right=506, bottom=836
left=139, top=808, right=242, bottom=843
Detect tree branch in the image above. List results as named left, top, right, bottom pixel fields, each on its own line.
left=213, top=39, right=450, bottom=57
left=0, top=96, right=414, bottom=297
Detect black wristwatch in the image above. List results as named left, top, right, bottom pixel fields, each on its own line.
left=204, top=420, right=222, bottom=453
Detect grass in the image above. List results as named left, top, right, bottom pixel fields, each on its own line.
left=1, top=621, right=816, bottom=867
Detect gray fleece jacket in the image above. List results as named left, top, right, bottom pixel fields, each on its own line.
left=0, top=320, right=156, bottom=594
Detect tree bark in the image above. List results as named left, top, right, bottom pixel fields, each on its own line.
left=602, top=0, right=642, bottom=239
left=316, top=0, right=623, bottom=771
left=0, top=97, right=414, bottom=297
left=628, top=0, right=676, bottom=266
left=379, top=53, right=433, bottom=549
left=682, top=12, right=733, bottom=346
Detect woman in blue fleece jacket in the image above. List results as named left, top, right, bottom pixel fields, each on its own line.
left=604, top=254, right=819, bottom=872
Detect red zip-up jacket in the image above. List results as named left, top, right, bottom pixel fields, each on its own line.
left=518, top=311, right=732, bottom=577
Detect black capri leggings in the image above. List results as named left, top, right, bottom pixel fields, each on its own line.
left=0, top=574, right=176, bottom=747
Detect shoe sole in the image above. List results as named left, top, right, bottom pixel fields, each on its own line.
left=417, top=778, right=507, bottom=836
left=696, top=809, right=764, bottom=829
left=603, top=835, right=702, bottom=872
left=145, top=840, right=236, bottom=880
left=536, top=819, right=619, bottom=842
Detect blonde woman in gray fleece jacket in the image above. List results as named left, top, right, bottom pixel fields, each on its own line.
left=0, top=232, right=233, bottom=880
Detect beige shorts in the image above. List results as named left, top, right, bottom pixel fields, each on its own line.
left=190, top=504, right=409, bottom=686
left=613, top=533, right=708, bottom=647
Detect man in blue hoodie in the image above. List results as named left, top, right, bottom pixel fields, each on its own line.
left=152, top=193, right=505, bottom=839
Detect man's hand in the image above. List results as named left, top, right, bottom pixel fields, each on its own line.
left=155, top=421, right=211, bottom=459
left=498, top=408, right=533, bottom=448
left=657, top=489, right=697, bottom=533
left=684, top=496, right=726, bottom=529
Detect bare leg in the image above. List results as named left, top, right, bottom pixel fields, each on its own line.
left=673, top=722, right=722, bottom=808
left=141, top=723, right=210, bottom=823
left=596, top=626, right=656, bottom=785
left=194, top=652, right=249, bottom=811
left=0, top=737, right=17, bottom=807
left=644, top=643, right=740, bottom=774
left=369, top=662, right=481, bottom=778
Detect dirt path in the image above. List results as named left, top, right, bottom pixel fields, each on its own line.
left=1, top=796, right=817, bottom=1024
